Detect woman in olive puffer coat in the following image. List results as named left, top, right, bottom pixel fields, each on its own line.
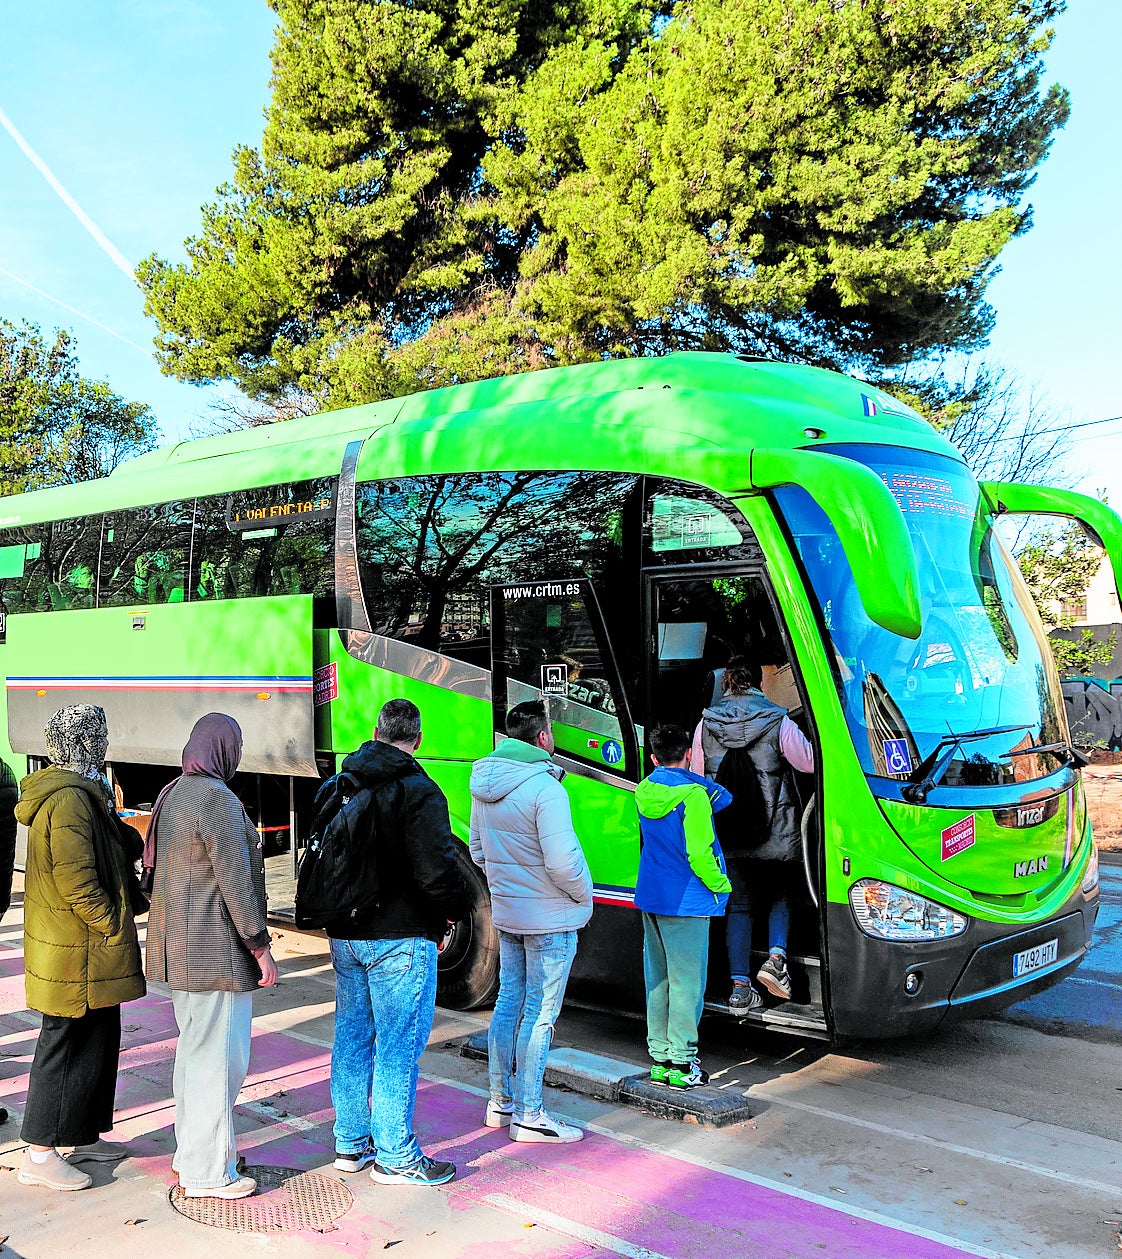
left=16, top=704, right=145, bottom=1193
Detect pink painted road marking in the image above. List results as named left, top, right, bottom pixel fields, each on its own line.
left=1, top=986, right=991, bottom=1258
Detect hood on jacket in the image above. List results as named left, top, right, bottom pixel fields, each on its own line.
left=636, top=766, right=712, bottom=819
left=470, top=739, right=562, bottom=804
left=702, top=694, right=784, bottom=750
left=16, top=767, right=110, bottom=828
left=341, top=740, right=420, bottom=788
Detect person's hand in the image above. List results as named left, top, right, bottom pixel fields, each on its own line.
left=253, top=946, right=279, bottom=987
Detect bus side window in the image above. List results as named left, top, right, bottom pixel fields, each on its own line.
left=99, top=503, right=192, bottom=608
left=194, top=478, right=336, bottom=601
left=355, top=471, right=639, bottom=677
left=0, top=527, right=48, bottom=614
left=33, top=517, right=104, bottom=611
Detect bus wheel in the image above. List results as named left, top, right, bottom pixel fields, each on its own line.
left=437, top=845, right=499, bottom=1010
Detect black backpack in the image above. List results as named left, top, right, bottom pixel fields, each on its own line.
left=294, top=771, right=381, bottom=929
left=713, top=745, right=770, bottom=855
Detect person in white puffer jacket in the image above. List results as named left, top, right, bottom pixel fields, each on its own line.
left=469, top=700, right=592, bottom=1145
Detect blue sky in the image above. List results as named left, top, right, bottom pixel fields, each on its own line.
left=0, top=1, right=1119, bottom=501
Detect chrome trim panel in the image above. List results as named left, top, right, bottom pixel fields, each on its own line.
left=8, top=684, right=317, bottom=777
left=553, top=751, right=636, bottom=792
left=335, top=439, right=371, bottom=632
left=341, top=630, right=492, bottom=699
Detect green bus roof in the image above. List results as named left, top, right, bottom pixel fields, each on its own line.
left=0, top=353, right=960, bottom=526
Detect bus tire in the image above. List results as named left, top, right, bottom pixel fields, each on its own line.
left=437, top=844, right=499, bottom=1010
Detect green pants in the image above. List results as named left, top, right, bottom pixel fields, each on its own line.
left=642, top=912, right=710, bottom=1066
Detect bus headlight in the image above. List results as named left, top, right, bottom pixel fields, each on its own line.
left=1081, top=843, right=1099, bottom=896
left=849, top=879, right=969, bottom=941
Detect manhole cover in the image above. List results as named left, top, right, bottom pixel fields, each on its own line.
left=169, top=1164, right=353, bottom=1232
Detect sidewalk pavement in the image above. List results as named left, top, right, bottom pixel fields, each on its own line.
left=0, top=893, right=993, bottom=1259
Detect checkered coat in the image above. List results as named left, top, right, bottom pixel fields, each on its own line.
left=145, top=775, right=269, bottom=992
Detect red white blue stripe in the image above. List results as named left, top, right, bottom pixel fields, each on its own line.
left=5, top=675, right=314, bottom=694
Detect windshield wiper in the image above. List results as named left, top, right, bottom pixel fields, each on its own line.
left=1006, top=741, right=1090, bottom=769
left=902, top=724, right=1032, bottom=804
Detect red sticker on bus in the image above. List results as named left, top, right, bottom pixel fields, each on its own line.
left=313, top=662, right=338, bottom=706
left=941, top=815, right=976, bottom=861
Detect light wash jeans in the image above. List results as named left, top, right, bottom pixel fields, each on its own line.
left=329, top=936, right=437, bottom=1169
left=170, top=989, right=253, bottom=1191
left=488, top=929, right=578, bottom=1122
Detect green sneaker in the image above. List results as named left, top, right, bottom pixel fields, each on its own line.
left=665, top=1060, right=709, bottom=1089
left=650, top=1061, right=672, bottom=1084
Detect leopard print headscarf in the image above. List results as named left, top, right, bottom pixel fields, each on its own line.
left=44, top=704, right=109, bottom=786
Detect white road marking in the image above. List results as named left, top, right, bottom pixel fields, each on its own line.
left=485, top=1192, right=676, bottom=1259
left=749, top=1089, right=1122, bottom=1198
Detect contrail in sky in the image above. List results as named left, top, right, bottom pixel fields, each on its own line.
left=0, top=264, right=149, bottom=354
left=0, top=103, right=137, bottom=283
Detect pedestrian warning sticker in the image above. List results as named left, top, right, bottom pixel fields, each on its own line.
left=941, top=814, right=976, bottom=861
left=882, top=738, right=912, bottom=776
left=313, top=662, right=338, bottom=706
left=541, top=664, right=569, bottom=696
left=601, top=739, right=623, bottom=766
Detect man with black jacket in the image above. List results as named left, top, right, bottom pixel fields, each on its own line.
left=325, top=698, right=469, bottom=1186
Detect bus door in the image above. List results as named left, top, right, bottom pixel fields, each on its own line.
left=644, top=567, right=828, bottom=1037
left=489, top=577, right=649, bottom=1010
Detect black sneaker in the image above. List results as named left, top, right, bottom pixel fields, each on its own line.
left=370, top=1155, right=456, bottom=1186
left=757, top=955, right=793, bottom=1000
left=333, top=1143, right=377, bottom=1172
left=728, top=981, right=763, bottom=1014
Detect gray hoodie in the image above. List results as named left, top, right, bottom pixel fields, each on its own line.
left=469, top=739, right=593, bottom=934
left=701, top=693, right=802, bottom=861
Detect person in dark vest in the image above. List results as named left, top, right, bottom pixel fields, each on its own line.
left=692, top=657, right=814, bottom=1012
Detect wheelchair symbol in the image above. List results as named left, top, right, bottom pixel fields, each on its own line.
left=883, top=739, right=912, bottom=775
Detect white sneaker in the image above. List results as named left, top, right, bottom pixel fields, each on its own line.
left=485, top=1103, right=513, bottom=1128
left=183, top=1175, right=257, bottom=1199
left=17, top=1148, right=93, bottom=1191
left=510, top=1112, right=584, bottom=1144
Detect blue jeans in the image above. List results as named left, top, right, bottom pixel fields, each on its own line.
left=488, top=930, right=578, bottom=1121
left=726, top=857, right=791, bottom=982
left=330, top=936, right=437, bottom=1168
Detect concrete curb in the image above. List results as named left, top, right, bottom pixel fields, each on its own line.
left=459, top=1031, right=753, bottom=1129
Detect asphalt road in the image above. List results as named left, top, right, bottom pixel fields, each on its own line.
left=533, top=857, right=1122, bottom=1257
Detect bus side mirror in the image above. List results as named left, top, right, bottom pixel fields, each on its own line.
left=750, top=448, right=922, bottom=640
left=980, top=481, right=1122, bottom=611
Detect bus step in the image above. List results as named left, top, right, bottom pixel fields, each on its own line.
left=703, top=1000, right=829, bottom=1040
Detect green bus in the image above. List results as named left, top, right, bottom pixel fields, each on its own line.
left=1, top=353, right=1115, bottom=1040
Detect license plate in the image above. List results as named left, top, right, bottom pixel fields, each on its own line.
left=1012, top=937, right=1058, bottom=978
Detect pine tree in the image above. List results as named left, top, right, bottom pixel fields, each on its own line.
left=139, top=0, right=1069, bottom=407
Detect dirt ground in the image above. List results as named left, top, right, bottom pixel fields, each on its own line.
left=1083, top=760, right=1122, bottom=851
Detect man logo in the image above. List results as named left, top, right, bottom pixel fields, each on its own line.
left=1014, top=856, right=1049, bottom=878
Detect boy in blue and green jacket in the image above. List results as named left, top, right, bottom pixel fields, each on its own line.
left=635, top=724, right=732, bottom=1089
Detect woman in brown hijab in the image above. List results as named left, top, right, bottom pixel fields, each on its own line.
left=146, top=713, right=277, bottom=1200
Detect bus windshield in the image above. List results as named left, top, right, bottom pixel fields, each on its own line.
left=775, top=445, right=1068, bottom=790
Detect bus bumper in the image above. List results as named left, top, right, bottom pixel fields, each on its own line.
left=826, top=882, right=1100, bottom=1040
